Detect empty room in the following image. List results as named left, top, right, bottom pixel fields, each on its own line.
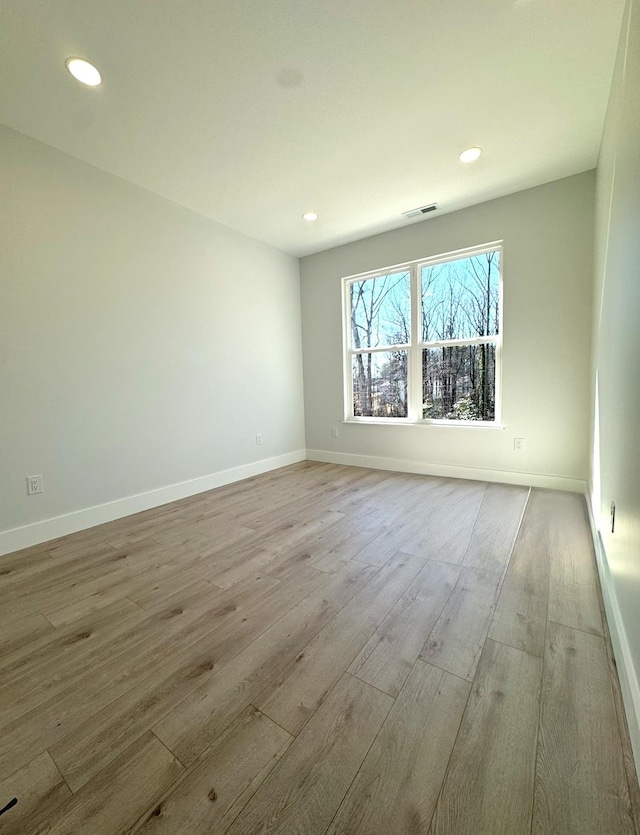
left=1, top=1, right=639, bottom=833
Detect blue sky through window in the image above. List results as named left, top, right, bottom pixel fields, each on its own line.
left=421, top=251, right=500, bottom=343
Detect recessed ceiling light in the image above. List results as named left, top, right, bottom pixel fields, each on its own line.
left=302, top=211, right=319, bottom=222
left=65, top=57, right=102, bottom=87
left=459, top=147, right=482, bottom=164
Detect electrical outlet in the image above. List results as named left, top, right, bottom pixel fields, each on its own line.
left=27, top=474, right=43, bottom=495
left=331, top=426, right=339, bottom=438
left=255, top=433, right=262, bottom=445
left=514, top=437, right=525, bottom=452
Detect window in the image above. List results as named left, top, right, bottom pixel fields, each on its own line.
left=344, top=243, right=502, bottom=424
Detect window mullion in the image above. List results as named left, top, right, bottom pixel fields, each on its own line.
left=420, top=335, right=498, bottom=350
left=350, top=344, right=410, bottom=355
left=409, top=264, right=421, bottom=420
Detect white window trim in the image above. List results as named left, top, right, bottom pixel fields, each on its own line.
left=342, top=241, right=503, bottom=426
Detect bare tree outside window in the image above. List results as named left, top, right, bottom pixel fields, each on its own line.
left=421, top=251, right=499, bottom=420
left=350, top=271, right=409, bottom=418
left=345, top=246, right=501, bottom=423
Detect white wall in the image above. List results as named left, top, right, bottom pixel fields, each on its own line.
left=0, top=126, right=305, bottom=551
left=300, top=173, right=594, bottom=490
left=590, top=0, right=640, bottom=765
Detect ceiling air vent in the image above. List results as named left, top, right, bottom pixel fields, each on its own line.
left=402, top=203, right=439, bottom=220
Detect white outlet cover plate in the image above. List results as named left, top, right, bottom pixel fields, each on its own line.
left=27, top=475, right=43, bottom=495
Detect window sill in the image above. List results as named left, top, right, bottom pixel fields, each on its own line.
left=343, top=418, right=505, bottom=429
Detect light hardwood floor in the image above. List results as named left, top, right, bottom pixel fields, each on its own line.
left=1, top=462, right=638, bottom=834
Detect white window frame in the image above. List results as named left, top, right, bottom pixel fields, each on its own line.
left=342, top=241, right=503, bottom=426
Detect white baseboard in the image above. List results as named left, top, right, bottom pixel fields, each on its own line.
left=0, top=450, right=307, bottom=556
left=585, top=492, right=640, bottom=773
left=306, top=449, right=587, bottom=493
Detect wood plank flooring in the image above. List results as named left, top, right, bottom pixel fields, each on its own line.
left=0, top=462, right=638, bottom=834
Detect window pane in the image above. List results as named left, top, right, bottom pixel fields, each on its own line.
left=353, top=351, right=408, bottom=418
left=350, top=271, right=410, bottom=349
left=421, top=250, right=500, bottom=342
left=422, top=343, right=496, bottom=421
